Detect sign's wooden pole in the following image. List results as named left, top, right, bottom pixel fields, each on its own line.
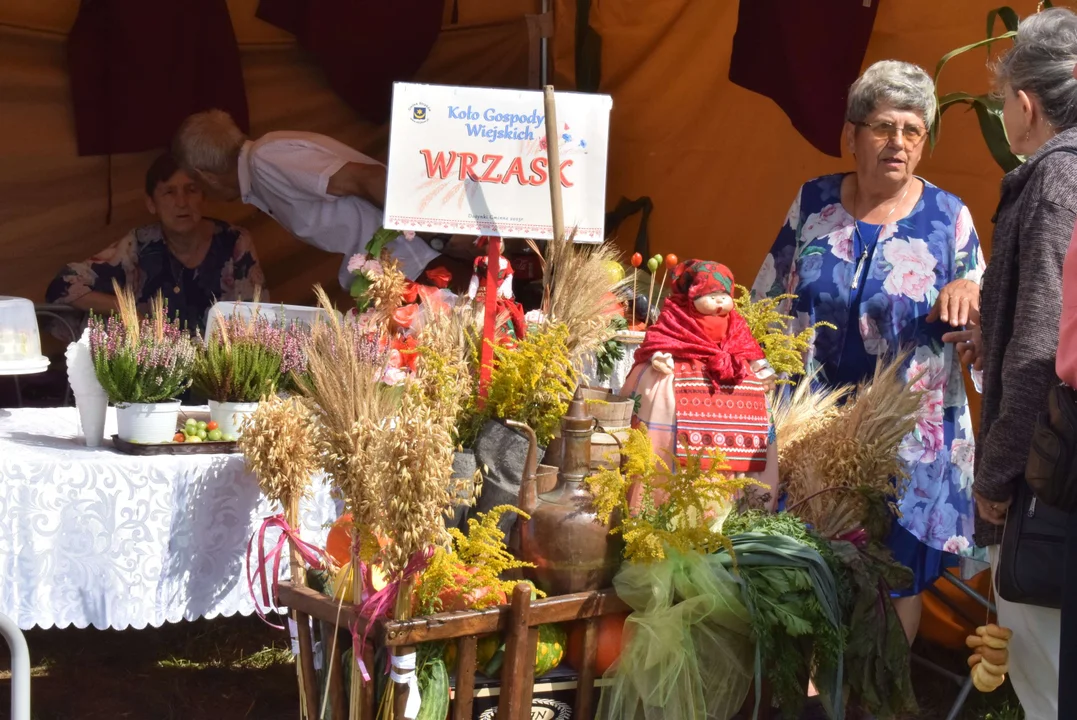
left=542, top=86, right=566, bottom=243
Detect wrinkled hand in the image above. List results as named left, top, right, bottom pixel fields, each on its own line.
left=651, top=352, right=674, bottom=376
left=974, top=491, right=1011, bottom=526
left=928, top=278, right=981, bottom=327
left=942, top=323, right=983, bottom=371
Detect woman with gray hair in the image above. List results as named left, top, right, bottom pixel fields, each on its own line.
left=752, top=59, right=985, bottom=651
left=945, top=7, right=1077, bottom=718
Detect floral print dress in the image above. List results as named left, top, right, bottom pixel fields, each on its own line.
left=752, top=174, right=986, bottom=592
left=46, top=220, right=266, bottom=334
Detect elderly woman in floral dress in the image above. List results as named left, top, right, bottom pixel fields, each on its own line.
left=751, top=60, right=984, bottom=644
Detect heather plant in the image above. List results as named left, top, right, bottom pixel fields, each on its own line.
left=193, top=310, right=308, bottom=402
left=88, top=287, right=197, bottom=404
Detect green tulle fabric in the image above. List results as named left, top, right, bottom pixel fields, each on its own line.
left=596, top=549, right=755, bottom=720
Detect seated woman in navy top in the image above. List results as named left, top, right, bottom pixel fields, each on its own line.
left=47, top=153, right=266, bottom=334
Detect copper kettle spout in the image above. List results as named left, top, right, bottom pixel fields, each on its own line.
left=505, top=419, right=539, bottom=515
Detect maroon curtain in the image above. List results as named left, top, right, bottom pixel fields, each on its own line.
left=728, top=0, right=879, bottom=158
left=67, top=0, right=249, bottom=157
left=256, top=0, right=444, bottom=125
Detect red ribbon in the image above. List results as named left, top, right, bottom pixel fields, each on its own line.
left=478, top=236, right=500, bottom=403
left=246, top=513, right=331, bottom=629
left=349, top=546, right=434, bottom=682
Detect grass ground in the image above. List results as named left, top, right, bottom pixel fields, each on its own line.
left=0, top=616, right=1027, bottom=720
left=0, top=616, right=298, bottom=720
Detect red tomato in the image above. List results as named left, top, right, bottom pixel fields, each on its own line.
left=173, top=433, right=186, bottom=443
left=665, top=254, right=679, bottom=269
left=206, top=421, right=219, bottom=431
left=630, top=252, right=643, bottom=267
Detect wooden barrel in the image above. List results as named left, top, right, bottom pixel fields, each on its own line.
left=577, top=387, right=633, bottom=431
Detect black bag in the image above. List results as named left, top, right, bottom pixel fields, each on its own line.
left=1026, top=382, right=1077, bottom=511
left=996, top=479, right=1068, bottom=608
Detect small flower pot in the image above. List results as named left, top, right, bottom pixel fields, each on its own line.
left=208, top=400, right=259, bottom=438
left=115, top=400, right=181, bottom=443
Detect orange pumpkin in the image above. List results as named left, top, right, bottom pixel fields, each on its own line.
left=325, top=514, right=354, bottom=566
left=566, top=612, right=629, bottom=675
left=326, top=515, right=391, bottom=597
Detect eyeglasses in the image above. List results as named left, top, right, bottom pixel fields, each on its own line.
left=854, top=121, right=928, bottom=147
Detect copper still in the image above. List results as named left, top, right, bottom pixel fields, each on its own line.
left=508, top=389, right=623, bottom=596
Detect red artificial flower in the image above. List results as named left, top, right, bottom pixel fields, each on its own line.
left=391, top=336, right=419, bottom=371
left=392, top=303, right=421, bottom=330
left=401, top=281, right=420, bottom=305
left=424, top=266, right=453, bottom=289
left=416, top=285, right=450, bottom=314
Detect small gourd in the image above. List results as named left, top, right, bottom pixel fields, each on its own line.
left=965, top=623, right=1013, bottom=693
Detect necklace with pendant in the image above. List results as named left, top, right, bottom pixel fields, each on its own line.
left=168, top=255, right=183, bottom=294
left=850, top=180, right=910, bottom=290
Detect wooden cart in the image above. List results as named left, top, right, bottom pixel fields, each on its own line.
left=280, top=581, right=629, bottom=720
left=279, top=581, right=770, bottom=720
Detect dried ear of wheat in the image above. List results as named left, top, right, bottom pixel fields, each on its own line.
left=780, top=353, right=924, bottom=539
left=295, top=286, right=473, bottom=575
left=238, top=394, right=322, bottom=505
left=294, top=287, right=398, bottom=561
left=413, top=300, right=480, bottom=516
left=770, top=369, right=850, bottom=460
left=367, top=255, right=409, bottom=328
left=525, top=235, right=627, bottom=364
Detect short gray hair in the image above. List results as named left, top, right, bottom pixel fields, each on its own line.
left=846, top=60, right=937, bottom=130
left=995, top=7, right=1077, bottom=131
left=172, top=109, right=247, bottom=175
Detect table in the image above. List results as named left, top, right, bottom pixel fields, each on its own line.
left=0, top=406, right=338, bottom=631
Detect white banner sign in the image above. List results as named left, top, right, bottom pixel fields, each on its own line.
left=383, top=82, right=612, bottom=241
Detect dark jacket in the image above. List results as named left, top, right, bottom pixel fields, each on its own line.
left=973, top=128, right=1077, bottom=546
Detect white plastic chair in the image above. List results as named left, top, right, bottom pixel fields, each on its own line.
left=0, top=611, right=30, bottom=720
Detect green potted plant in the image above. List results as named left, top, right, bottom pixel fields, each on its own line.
left=932, top=3, right=1054, bottom=172
left=194, top=308, right=307, bottom=439
left=88, top=286, right=197, bottom=443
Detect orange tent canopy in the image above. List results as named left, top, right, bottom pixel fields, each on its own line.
left=0, top=0, right=1033, bottom=311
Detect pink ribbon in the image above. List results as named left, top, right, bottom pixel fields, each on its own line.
left=246, top=513, right=331, bottom=629
left=349, top=546, right=434, bottom=682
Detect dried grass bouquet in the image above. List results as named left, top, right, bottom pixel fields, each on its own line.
left=776, top=354, right=924, bottom=540
left=525, top=236, right=627, bottom=364
left=297, top=286, right=471, bottom=576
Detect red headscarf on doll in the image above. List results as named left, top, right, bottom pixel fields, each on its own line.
left=635, top=259, right=764, bottom=382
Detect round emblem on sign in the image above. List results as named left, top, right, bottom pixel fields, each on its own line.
left=409, top=102, right=431, bottom=123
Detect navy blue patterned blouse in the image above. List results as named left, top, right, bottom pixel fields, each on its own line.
left=46, top=219, right=266, bottom=333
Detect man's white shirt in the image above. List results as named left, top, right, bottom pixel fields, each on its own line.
left=237, top=131, right=438, bottom=287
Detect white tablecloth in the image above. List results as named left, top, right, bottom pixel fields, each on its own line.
left=0, top=406, right=338, bottom=630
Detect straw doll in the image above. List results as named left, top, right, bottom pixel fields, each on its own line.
left=622, top=260, right=778, bottom=515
